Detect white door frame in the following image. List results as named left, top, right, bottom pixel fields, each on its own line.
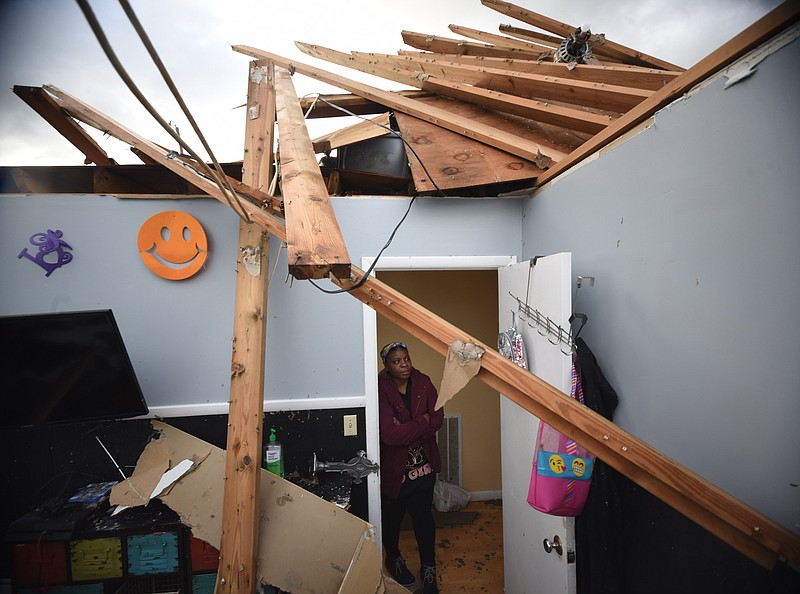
left=361, top=255, right=517, bottom=550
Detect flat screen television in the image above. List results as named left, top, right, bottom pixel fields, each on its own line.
left=0, top=309, right=148, bottom=428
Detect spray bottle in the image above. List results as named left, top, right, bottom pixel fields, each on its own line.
left=264, top=427, right=284, bottom=477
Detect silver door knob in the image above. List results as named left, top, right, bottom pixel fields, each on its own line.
left=543, top=535, right=563, bottom=555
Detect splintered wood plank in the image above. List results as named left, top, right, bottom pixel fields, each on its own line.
left=394, top=95, right=584, bottom=192
left=311, top=112, right=391, bottom=153
left=295, top=42, right=608, bottom=135
left=377, top=51, right=680, bottom=91
left=13, top=85, right=115, bottom=166
left=401, top=30, right=546, bottom=60
left=273, top=66, right=351, bottom=280
left=480, top=0, right=684, bottom=71
left=233, top=45, right=566, bottom=165
left=448, top=23, right=554, bottom=53
left=216, top=59, right=273, bottom=594
left=351, top=51, right=651, bottom=113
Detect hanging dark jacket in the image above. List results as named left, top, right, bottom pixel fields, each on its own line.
left=574, top=337, right=624, bottom=594
left=378, top=367, right=444, bottom=498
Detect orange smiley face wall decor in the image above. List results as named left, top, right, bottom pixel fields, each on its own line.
left=137, top=210, right=208, bottom=280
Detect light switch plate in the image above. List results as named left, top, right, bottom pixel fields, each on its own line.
left=343, top=414, right=357, bottom=436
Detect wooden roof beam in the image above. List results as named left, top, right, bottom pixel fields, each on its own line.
left=497, top=23, right=562, bottom=48
left=13, top=85, right=116, bottom=166
left=232, top=45, right=566, bottom=166
left=401, top=30, right=551, bottom=61
left=351, top=51, right=651, bottom=113
left=294, top=43, right=609, bottom=136
left=480, top=0, right=685, bottom=71
left=42, top=85, right=286, bottom=235
left=273, top=66, right=351, bottom=280
left=448, top=23, right=554, bottom=53
left=393, top=51, right=681, bottom=91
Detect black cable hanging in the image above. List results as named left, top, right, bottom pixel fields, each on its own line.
left=75, top=0, right=251, bottom=222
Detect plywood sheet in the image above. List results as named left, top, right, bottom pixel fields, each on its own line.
left=395, top=95, right=584, bottom=193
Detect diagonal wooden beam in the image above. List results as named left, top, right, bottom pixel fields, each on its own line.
left=532, top=0, right=800, bottom=188
left=480, top=0, right=685, bottom=71
left=349, top=50, right=652, bottom=113
left=497, top=23, right=563, bottom=48
left=232, top=45, right=565, bottom=166
left=299, top=90, right=432, bottom=119
left=311, top=112, right=391, bottom=154
left=273, top=66, right=351, bottom=280
left=42, top=85, right=285, bottom=234
left=390, top=51, right=681, bottom=91
left=216, top=59, right=273, bottom=594
left=401, top=30, right=548, bottom=60
left=448, top=23, right=553, bottom=53
left=295, top=42, right=609, bottom=136
left=13, top=85, right=115, bottom=166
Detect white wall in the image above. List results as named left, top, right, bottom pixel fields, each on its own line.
left=521, top=36, right=800, bottom=534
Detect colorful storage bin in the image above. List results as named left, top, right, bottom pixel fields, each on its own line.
left=69, top=537, right=123, bottom=581
left=192, top=572, right=217, bottom=594
left=13, top=541, right=68, bottom=586
left=126, top=531, right=179, bottom=575
left=189, top=536, right=219, bottom=572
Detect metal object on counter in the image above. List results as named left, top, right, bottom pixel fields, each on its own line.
left=309, top=450, right=379, bottom=484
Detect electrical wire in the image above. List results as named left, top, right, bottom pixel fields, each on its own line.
left=303, top=94, right=445, bottom=295
left=74, top=0, right=251, bottom=222
left=116, top=0, right=250, bottom=222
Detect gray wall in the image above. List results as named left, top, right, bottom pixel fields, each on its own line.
left=0, top=194, right=522, bottom=411
left=521, top=37, right=800, bottom=533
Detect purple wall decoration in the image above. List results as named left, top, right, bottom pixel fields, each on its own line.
left=18, top=229, right=74, bottom=277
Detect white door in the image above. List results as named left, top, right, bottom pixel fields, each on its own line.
left=498, top=254, right=575, bottom=594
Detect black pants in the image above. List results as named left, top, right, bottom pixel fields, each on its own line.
left=381, top=473, right=436, bottom=565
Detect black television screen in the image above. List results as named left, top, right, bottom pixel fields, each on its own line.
left=0, top=309, right=148, bottom=428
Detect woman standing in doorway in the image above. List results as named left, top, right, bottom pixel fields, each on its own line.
left=379, top=341, right=443, bottom=594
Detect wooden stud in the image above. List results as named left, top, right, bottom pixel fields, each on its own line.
left=311, top=113, right=391, bottom=154
left=448, top=23, right=556, bottom=53
left=273, top=66, right=352, bottom=280
left=215, top=59, right=274, bottom=594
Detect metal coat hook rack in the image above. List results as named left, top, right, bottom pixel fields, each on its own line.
left=509, top=292, right=575, bottom=355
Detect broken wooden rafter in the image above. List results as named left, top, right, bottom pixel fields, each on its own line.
left=401, top=30, right=550, bottom=61
left=295, top=42, right=609, bottom=136
left=273, top=66, right=352, bottom=280
left=13, top=85, right=115, bottom=166
left=390, top=51, right=681, bottom=91
left=232, top=45, right=566, bottom=166
left=41, top=85, right=286, bottom=235
left=480, top=0, right=685, bottom=71
left=497, top=23, right=563, bottom=49
left=216, top=58, right=274, bottom=594
left=350, top=50, right=651, bottom=113
left=448, top=23, right=554, bottom=53
left=533, top=0, right=800, bottom=189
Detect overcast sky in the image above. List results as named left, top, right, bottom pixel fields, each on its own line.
left=0, top=0, right=782, bottom=167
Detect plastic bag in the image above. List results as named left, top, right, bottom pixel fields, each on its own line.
left=433, top=479, right=471, bottom=512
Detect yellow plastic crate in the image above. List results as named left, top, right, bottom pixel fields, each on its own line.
left=69, top=537, right=123, bottom=581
